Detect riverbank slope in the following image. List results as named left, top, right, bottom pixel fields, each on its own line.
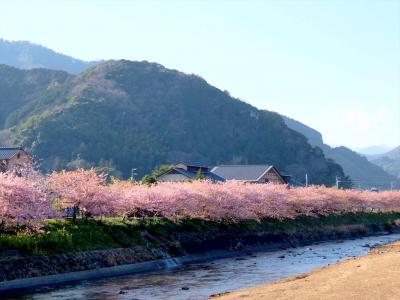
left=213, top=241, right=400, bottom=300
left=1, top=212, right=400, bottom=290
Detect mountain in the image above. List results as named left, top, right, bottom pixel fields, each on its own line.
left=356, top=145, right=394, bottom=156
left=371, top=146, right=400, bottom=179
left=0, top=61, right=344, bottom=185
left=282, top=116, right=399, bottom=189
left=0, top=64, right=71, bottom=128
left=283, top=117, right=324, bottom=147
left=0, top=39, right=98, bottom=74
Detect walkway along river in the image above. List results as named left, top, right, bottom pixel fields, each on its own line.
left=7, top=233, right=400, bottom=300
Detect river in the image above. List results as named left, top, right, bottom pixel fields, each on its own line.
left=8, top=233, right=400, bottom=300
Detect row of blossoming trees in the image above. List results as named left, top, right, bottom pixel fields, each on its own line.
left=1, top=169, right=400, bottom=231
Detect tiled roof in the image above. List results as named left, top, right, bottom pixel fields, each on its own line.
left=203, top=171, right=225, bottom=182
left=0, top=147, right=23, bottom=160
left=177, top=162, right=210, bottom=169
left=161, top=167, right=225, bottom=182
left=211, top=165, right=272, bottom=181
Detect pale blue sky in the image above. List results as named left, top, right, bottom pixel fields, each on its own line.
left=1, top=0, right=399, bottom=150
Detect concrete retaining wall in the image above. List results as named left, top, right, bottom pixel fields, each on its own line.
left=0, top=248, right=257, bottom=294
left=1, top=225, right=398, bottom=294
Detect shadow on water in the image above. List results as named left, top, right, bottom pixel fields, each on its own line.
left=5, top=233, right=400, bottom=300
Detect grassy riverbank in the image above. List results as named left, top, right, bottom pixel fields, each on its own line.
left=213, top=239, right=400, bottom=300
left=2, top=212, right=400, bottom=257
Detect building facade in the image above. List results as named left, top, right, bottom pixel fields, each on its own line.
left=0, top=147, right=32, bottom=172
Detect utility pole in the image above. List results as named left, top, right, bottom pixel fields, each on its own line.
left=336, top=176, right=340, bottom=189
left=305, top=173, right=308, bottom=187
left=391, top=181, right=395, bottom=191
left=131, top=168, right=137, bottom=181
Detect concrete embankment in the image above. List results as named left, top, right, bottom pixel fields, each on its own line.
left=212, top=240, right=400, bottom=300
left=0, top=249, right=243, bottom=293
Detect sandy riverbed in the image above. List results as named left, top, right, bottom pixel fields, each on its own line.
left=212, top=241, right=400, bottom=300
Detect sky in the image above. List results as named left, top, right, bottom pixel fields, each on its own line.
left=0, top=0, right=399, bottom=151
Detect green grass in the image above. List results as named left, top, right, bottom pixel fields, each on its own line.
left=1, top=212, right=400, bottom=256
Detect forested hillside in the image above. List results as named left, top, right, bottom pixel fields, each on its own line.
left=0, top=65, right=71, bottom=128
left=1, top=60, right=345, bottom=185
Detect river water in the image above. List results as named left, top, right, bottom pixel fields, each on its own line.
left=9, top=234, right=400, bottom=300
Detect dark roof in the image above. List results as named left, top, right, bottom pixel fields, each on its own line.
left=176, top=162, right=210, bottom=168
left=202, top=171, right=225, bottom=182
left=0, top=147, right=24, bottom=160
left=169, top=168, right=195, bottom=178
left=280, top=173, right=304, bottom=187
left=211, top=165, right=273, bottom=181
left=287, top=178, right=305, bottom=187
left=159, top=167, right=225, bottom=182
left=175, top=162, right=211, bottom=172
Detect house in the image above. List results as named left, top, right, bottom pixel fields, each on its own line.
left=0, top=147, right=32, bottom=172
left=211, top=164, right=287, bottom=184
left=156, top=162, right=225, bottom=182
left=280, top=174, right=305, bottom=187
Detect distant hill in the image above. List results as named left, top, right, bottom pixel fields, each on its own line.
left=0, top=61, right=344, bottom=185
left=282, top=116, right=399, bottom=189
left=371, top=146, right=400, bottom=179
left=0, top=39, right=98, bottom=74
left=356, top=145, right=394, bottom=157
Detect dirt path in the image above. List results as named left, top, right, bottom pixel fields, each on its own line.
left=211, top=241, right=400, bottom=300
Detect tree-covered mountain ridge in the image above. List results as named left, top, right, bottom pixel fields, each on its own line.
left=1, top=60, right=345, bottom=185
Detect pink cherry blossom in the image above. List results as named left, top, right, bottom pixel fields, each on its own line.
left=1, top=169, right=399, bottom=231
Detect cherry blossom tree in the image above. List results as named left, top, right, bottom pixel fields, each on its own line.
left=1, top=169, right=400, bottom=230
left=0, top=172, right=51, bottom=230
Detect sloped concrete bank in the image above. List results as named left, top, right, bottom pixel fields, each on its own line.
left=1, top=222, right=400, bottom=294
